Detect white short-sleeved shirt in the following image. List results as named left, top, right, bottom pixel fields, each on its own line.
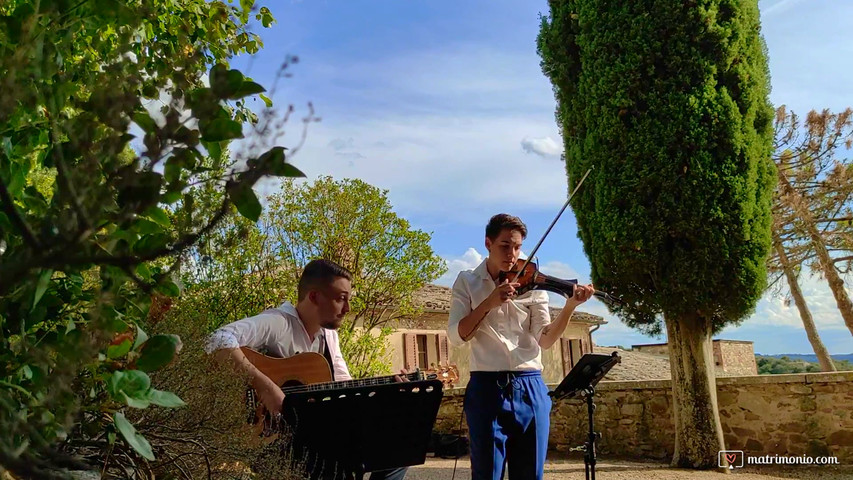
left=205, top=302, right=352, bottom=381
left=447, top=259, right=552, bottom=372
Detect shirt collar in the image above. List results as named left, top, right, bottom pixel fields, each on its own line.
left=474, top=258, right=493, bottom=281
left=278, top=301, right=325, bottom=342
left=278, top=301, right=299, bottom=318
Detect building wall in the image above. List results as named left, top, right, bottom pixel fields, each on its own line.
left=634, top=341, right=758, bottom=376
left=434, top=371, right=853, bottom=463
left=385, top=317, right=595, bottom=387
left=716, top=341, right=758, bottom=376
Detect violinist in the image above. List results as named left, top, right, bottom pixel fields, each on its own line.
left=447, top=213, right=594, bottom=480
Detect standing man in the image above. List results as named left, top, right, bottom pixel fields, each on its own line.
left=447, top=214, right=594, bottom=480
left=206, top=259, right=406, bottom=480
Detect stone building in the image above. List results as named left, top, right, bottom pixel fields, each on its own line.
left=632, top=339, right=758, bottom=376
left=383, top=284, right=607, bottom=387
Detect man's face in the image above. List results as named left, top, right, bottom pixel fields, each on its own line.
left=485, top=228, right=523, bottom=271
left=313, top=277, right=352, bottom=329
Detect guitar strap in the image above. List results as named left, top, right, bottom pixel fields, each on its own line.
left=321, top=331, right=336, bottom=381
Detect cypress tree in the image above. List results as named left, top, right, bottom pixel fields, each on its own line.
left=539, top=0, right=775, bottom=468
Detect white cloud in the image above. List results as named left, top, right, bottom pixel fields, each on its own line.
left=538, top=259, right=580, bottom=281
left=748, top=272, right=851, bottom=331
left=434, top=247, right=484, bottom=287
left=761, top=0, right=807, bottom=17
left=266, top=115, right=569, bottom=224
left=521, top=136, right=563, bottom=157
left=248, top=44, right=569, bottom=224
left=328, top=137, right=355, bottom=151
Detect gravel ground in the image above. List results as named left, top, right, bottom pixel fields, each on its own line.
left=407, top=456, right=853, bottom=480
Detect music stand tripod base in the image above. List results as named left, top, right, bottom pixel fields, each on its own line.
left=549, top=352, right=621, bottom=480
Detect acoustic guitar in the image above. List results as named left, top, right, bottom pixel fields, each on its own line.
left=240, top=347, right=453, bottom=437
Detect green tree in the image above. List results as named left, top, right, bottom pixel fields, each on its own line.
left=539, top=0, right=774, bottom=469
left=188, top=176, right=446, bottom=378
left=0, top=1, right=302, bottom=478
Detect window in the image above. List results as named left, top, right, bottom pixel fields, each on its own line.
left=404, top=333, right=449, bottom=371
left=416, top=334, right=429, bottom=369
left=560, top=338, right=584, bottom=376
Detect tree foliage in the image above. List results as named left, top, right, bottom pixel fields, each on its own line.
left=538, top=0, right=775, bottom=469
left=0, top=1, right=304, bottom=477
left=770, top=107, right=853, bottom=337
left=538, top=0, right=775, bottom=333
left=756, top=355, right=853, bottom=374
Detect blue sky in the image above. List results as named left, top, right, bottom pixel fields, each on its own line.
left=231, top=0, right=853, bottom=355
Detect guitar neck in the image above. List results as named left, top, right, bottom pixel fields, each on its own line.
left=281, top=371, right=422, bottom=394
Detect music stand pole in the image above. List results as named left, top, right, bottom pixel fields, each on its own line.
left=582, top=386, right=601, bottom=480
left=549, top=352, right=620, bottom=480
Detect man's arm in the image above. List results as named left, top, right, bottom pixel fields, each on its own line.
left=449, top=277, right=519, bottom=343
left=537, top=284, right=595, bottom=350
left=206, top=314, right=285, bottom=414
left=214, top=347, right=286, bottom=415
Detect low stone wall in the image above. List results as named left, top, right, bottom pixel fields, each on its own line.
left=434, top=371, right=853, bottom=462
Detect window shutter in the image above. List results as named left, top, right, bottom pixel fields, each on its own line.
left=560, top=338, right=571, bottom=376
left=404, top=333, right=418, bottom=371
left=437, top=333, right=449, bottom=365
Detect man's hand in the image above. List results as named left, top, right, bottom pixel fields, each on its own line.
left=256, top=377, right=285, bottom=415
left=566, top=283, right=595, bottom=307
left=485, top=280, right=520, bottom=310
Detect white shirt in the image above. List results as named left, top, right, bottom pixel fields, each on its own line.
left=205, top=302, right=352, bottom=381
left=447, top=259, right=552, bottom=372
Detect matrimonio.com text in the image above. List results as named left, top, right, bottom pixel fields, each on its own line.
left=719, top=450, right=841, bottom=469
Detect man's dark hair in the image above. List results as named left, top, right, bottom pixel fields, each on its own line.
left=485, top=213, right=527, bottom=241
left=297, top=259, right=353, bottom=301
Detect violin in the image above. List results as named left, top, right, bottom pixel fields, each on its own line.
left=497, top=258, right=622, bottom=306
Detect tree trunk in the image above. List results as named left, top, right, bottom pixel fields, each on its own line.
left=778, top=170, right=853, bottom=336
left=773, top=232, right=837, bottom=371
left=665, top=314, right=726, bottom=469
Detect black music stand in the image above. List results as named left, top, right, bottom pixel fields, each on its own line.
left=281, top=379, right=444, bottom=480
left=549, top=352, right=621, bottom=480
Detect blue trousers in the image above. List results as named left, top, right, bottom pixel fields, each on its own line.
left=464, top=371, right=552, bottom=480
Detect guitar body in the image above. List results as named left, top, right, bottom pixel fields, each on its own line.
left=240, top=347, right=333, bottom=386
left=240, top=348, right=332, bottom=439
left=240, top=347, right=450, bottom=440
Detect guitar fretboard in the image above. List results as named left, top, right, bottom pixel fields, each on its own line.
left=280, top=372, right=423, bottom=394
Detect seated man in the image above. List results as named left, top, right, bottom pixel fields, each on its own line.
left=206, top=259, right=406, bottom=480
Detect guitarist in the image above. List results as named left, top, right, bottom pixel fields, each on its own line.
left=206, top=259, right=407, bottom=480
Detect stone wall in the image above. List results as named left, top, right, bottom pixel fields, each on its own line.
left=434, top=371, right=853, bottom=463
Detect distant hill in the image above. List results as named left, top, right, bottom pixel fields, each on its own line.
left=759, top=353, right=853, bottom=364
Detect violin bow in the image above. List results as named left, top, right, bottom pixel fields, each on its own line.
left=510, top=167, right=593, bottom=284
